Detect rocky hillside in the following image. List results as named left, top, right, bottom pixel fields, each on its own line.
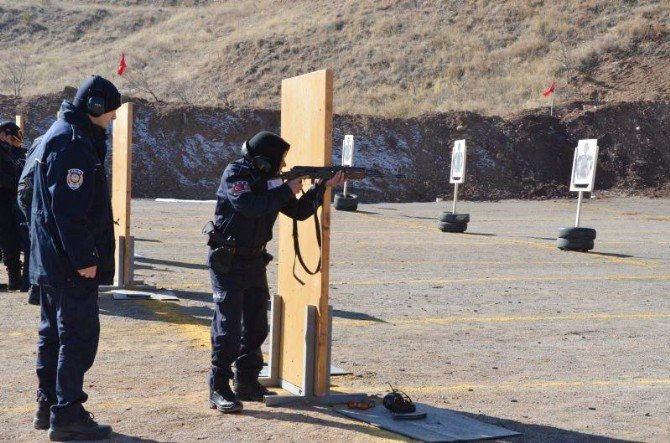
left=3, top=91, right=668, bottom=202
left=0, top=0, right=667, bottom=117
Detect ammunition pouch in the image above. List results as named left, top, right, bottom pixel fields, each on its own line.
left=203, top=221, right=236, bottom=274
left=209, top=245, right=235, bottom=274
left=202, top=221, right=268, bottom=274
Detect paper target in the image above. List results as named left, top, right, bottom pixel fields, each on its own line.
left=449, top=139, right=467, bottom=184
left=570, top=139, right=599, bottom=192
left=342, top=135, right=355, bottom=166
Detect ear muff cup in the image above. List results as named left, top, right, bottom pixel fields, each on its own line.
left=241, top=140, right=274, bottom=175
left=252, top=157, right=273, bottom=174
left=86, top=76, right=106, bottom=117
left=87, top=96, right=105, bottom=117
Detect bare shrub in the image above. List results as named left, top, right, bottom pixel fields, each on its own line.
left=554, top=40, right=573, bottom=73
left=119, top=56, right=163, bottom=103
left=2, top=54, right=30, bottom=97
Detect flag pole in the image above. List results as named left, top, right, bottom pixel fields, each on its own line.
left=550, top=93, right=554, bottom=116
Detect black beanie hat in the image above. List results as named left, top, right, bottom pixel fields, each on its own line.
left=73, top=75, right=122, bottom=115
left=246, top=131, right=290, bottom=174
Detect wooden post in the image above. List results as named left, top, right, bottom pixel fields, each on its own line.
left=15, top=115, right=23, bottom=130
left=277, top=69, right=333, bottom=396
left=111, top=103, right=134, bottom=287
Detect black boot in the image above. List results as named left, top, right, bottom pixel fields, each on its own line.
left=234, top=376, right=277, bottom=402
left=7, top=266, right=22, bottom=291
left=209, top=383, right=243, bottom=413
left=21, top=265, right=30, bottom=292
left=48, top=412, right=112, bottom=441
left=33, top=391, right=53, bottom=430
left=27, top=285, right=40, bottom=306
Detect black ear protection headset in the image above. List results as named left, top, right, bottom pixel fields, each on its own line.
left=86, top=76, right=106, bottom=118
left=241, top=139, right=273, bottom=175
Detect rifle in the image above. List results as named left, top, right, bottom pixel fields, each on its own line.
left=280, top=165, right=402, bottom=285
left=281, top=165, right=403, bottom=182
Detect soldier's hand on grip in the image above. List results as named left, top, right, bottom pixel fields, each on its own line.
left=325, top=170, right=345, bottom=187
left=287, top=177, right=304, bottom=195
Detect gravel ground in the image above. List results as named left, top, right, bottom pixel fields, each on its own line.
left=1, top=196, right=668, bottom=442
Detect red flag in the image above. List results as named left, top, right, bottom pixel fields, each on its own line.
left=117, top=53, right=127, bottom=76
left=542, top=81, right=556, bottom=97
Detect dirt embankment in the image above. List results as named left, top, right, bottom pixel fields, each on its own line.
left=1, top=91, right=668, bottom=202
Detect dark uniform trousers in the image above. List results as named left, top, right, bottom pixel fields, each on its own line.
left=36, top=280, right=100, bottom=425
left=209, top=256, right=269, bottom=389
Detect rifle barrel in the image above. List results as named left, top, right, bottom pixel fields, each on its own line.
left=281, top=166, right=403, bottom=180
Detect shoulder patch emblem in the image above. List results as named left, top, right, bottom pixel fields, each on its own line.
left=66, top=168, right=84, bottom=190
left=231, top=181, right=251, bottom=196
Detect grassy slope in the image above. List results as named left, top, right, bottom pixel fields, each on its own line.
left=0, top=0, right=667, bottom=117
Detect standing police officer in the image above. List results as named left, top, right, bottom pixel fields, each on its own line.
left=31, top=75, right=119, bottom=441
left=206, top=131, right=344, bottom=413
left=0, top=121, right=25, bottom=291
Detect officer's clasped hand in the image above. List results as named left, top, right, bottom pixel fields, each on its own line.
left=78, top=265, right=98, bottom=279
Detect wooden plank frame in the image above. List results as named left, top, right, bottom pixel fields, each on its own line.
left=111, top=103, right=134, bottom=287
left=277, top=69, right=333, bottom=396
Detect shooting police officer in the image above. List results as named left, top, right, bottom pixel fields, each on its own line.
left=0, top=120, right=25, bottom=291
left=206, top=131, right=344, bottom=413
left=31, top=75, right=119, bottom=441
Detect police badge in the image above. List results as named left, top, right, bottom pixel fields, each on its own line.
left=66, top=168, right=84, bottom=190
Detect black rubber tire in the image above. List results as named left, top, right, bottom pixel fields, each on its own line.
left=557, top=227, right=596, bottom=240
left=438, top=212, right=470, bottom=223
left=334, top=193, right=358, bottom=211
left=557, top=237, right=594, bottom=251
left=438, top=221, right=468, bottom=233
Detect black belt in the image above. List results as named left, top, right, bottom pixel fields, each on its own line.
left=234, top=245, right=265, bottom=257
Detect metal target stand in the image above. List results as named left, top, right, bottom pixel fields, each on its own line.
left=437, top=139, right=470, bottom=233
left=557, top=139, right=599, bottom=252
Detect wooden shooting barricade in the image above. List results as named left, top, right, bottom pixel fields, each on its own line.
left=111, top=103, right=136, bottom=288
left=260, top=69, right=365, bottom=406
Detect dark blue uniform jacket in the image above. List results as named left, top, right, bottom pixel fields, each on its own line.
left=214, top=159, right=325, bottom=247
left=17, top=135, right=44, bottom=217
left=29, top=101, right=115, bottom=287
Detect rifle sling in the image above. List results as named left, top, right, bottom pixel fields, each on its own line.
left=292, top=190, right=322, bottom=285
